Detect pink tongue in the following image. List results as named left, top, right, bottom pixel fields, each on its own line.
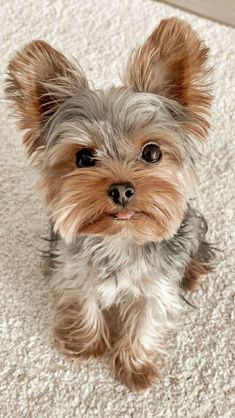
left=115, top=210, right=134, bottom=220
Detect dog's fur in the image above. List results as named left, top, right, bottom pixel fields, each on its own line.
left=5, top=18, right=215, bottom=391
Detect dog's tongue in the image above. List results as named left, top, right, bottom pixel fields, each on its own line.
left=115, top=210, right=134, bottom=220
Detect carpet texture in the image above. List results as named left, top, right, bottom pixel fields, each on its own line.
left=0, top=1, right=234, bottom=417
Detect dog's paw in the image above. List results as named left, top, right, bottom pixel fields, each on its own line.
left=111, top=346, right=158, bottom=392
left=54, top=325, right=109, bottom=361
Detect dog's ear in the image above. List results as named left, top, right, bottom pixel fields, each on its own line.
left=5, top=40, right=88, bottom=156
left=124, top=18, right=212, bottom=139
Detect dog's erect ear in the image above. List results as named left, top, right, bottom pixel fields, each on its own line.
left=5, top=40, right=88, bottom=156
left=124, top=18, right=212, bottom=139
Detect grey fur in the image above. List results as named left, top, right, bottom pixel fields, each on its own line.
left=41, top=86, right=198, bottom=167
left=48, top=205, right=215, bottom=292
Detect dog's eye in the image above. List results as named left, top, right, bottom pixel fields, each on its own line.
left=76, top=149, right=96, bottom=168
left=141, top=143, right=162, bottom=163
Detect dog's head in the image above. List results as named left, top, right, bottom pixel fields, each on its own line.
left=5, top=18, right=211, bottom=244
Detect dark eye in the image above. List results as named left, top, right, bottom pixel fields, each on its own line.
left=141, top=142, right=162, bottom=164
left=76, top=149, right=96, bottom=168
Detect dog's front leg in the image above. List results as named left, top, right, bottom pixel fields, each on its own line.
left=111, top=296, right=162, bottom=392
left=54, top=291, right=111, bottom=360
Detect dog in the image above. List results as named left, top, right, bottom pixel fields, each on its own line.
left=5, top=17, right=216, bottom=391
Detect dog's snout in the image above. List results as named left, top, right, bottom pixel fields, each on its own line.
left=108, top=183, right=135, bottom=206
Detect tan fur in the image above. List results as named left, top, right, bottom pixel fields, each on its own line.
left=182, top=258, right=214, bottom=290
left=112, top=340, right=158, bottom=392
left=39, top=146, right=188, bottom=244
left=5, top=40, right=88, bottom=156
left=125, top=17, right=212, bottom=140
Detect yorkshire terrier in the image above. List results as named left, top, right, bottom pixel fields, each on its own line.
left=5, top=18, right=215, bottom=391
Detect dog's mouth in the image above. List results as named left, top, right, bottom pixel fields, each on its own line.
left=110, top=210, right=136, bottom=221
left=79, top=209, right=155, bottom=232
left=76, top=208, right=167, bottom=241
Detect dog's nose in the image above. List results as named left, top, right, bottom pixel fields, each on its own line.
left=108, top=183, right=135, bottom=206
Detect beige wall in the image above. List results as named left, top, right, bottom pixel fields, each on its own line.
left=161, top=0, right=235, bottom=27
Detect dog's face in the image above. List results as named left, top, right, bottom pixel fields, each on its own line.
left=6, top=18, right=211, bottom=244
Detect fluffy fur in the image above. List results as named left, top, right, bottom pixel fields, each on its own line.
left=5, top=18, right=215, bottom=391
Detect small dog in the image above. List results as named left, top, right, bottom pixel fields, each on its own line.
left=5, top=18, right=215, bottom=391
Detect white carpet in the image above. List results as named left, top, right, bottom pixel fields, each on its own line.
left=0, top=0, right=234, bottom=417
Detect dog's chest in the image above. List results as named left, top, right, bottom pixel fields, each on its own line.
left=55, top=235, right=183, bottom=315
left=95, top=255, right=148, bottom=308
left=86, top=236, right=167, bottom=308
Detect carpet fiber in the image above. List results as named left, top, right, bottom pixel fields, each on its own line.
left=0, top=1, right=234, bottom=417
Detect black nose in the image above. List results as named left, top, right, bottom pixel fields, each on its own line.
left=108, top=182, right=135, bottom=206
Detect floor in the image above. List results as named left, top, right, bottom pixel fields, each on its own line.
left=1, top=0, right=234, bottom=417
